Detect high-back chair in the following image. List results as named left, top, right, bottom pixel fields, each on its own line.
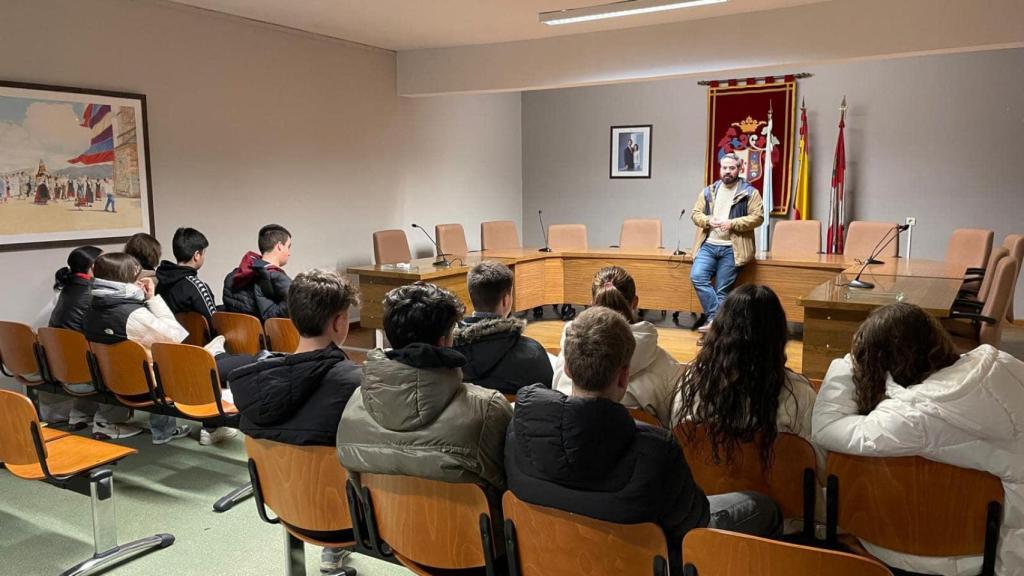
left=0, top=389, right=174, bottom=575
left=359, top=473, right=501, bottom=575
left=946, top=228, right=994, bottom=273
left=844, top=221, right=898, bottom=259
left=771, top=220, right=821, bottom=256
left=36, top=327, right=95, bottom=395
left=373, top=229, right=412, bottom=265
left=211, top=311, right=265, bottom=355
left=89, top=340, right=160, bottom=408
left=619, top=219, right=662, bottom=249
left=674, top=423, right=817, bottom=537
left=245, top=437, right=355, bottom=576
left=436, top=223, right=470, bottom=259
left=682, top=528, right=892, bottom=576
left=481, top=220, right=521, bottom=251
left=957, top=246, right=1008, bottom=303
left=264, top=318, right=300, bottom=354
left=547, top=224, right=588, bottom=251
left=826, top=453, right=1004, bottom=576
left=947, top=256, right=1018, bottom=351
left=175, top=311, right=211, bottom=346
left=1003, top=234, right=1023, bottom=321
left=503, top=491, right=669, bottom=576
left=0, top=320, right=45, bottom=385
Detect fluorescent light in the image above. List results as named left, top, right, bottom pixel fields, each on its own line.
left=540, top=0, right=727, bottom=26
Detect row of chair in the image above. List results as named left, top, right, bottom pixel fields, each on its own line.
left=244, top=421, right=1003, bottom=576
left=177, top=310, right=299, bottom=355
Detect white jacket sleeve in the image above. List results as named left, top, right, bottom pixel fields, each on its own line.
left=811, top=356, right=928, bottom=456
left=126, top=295, right=189, bottom=350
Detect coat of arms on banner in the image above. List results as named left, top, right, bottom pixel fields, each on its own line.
left=716, top=116, right=779, bottom=184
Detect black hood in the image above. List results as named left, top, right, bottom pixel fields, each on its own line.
left=511, top=384, right=636, bottom=489
left=454, top=316, right=524, bottom=379
left=155, top=260, right=198, bottom=288
left=230, top=345, right=348, bottom=426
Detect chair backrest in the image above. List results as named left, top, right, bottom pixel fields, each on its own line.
left=245, top=436, right=352, bottom=540
left=827, top=453, right=1003, bottom=556
left=771, top=220, right=821, bottom=255
left=90, top=340, right=155, bottom=398
left=0, top=389, right=44, bottom=467
left=211, top=311, right=264, bottom=355
left=619, top=219, right=662, bottom=249
left=628, top=407, right=663, bottom=428
left=976, top=246, right=1009, bottom=302
left=150, top=342, right=224, bottom=418
left=844, top=221, right=897, bottom=258
left=36, top=327, right=92, bottom=386
left=1003, top=234, right=1024, bottom=322
left=436, top=223, right=469, bottom=258
left=481, top=220, right=521, bottom=250
left=548, top=224, right=588, bottom=251
left=264, top=318, right=300, bottom=353
left=502, top=491, right=669, bottom=576
left=373, top=229, right=412, bottom=265
left=946, top=228, right=994, bottom=271
left=683, top=528, right=892, bottom=576
left=0, top=321, right=43, bottom=382
left=673, top=423, right=815, bottom=520
left=979, top=256, right=1018, bottom=347
left=361, top=473, right=496, bottom=570
left=175, top=311, right=210, bottom=346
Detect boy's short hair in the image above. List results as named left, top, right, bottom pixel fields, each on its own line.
left=383, top=282, right=465, bottom=349
left=258, top=224, right=291, bottom=254
left=467, top=261, right=514, bottom=312
left=172, top=227, right=209, bottom=263
left=564, top=307, right=636, bottom=392
left=124, top=233, right=161, bottom=270
left=288, top=269, right=360, bottom=337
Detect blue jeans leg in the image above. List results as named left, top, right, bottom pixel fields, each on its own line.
left=149, top=414, right=178, bottom=442
left=712, top=246, right=738, bottom=320
left=690, top=243, right=720, bottom=317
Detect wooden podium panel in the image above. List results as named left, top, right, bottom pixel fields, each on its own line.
left=562, top=255, right=691, bottom=310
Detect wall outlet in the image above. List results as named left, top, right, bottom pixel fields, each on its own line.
left=906, top=216, right=917, bottom=226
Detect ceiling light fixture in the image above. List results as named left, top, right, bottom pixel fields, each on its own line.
left=540, top=0, right=728, bottom=26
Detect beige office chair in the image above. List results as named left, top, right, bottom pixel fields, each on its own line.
left=372, top=229, right=411, bottom=265
left=845, top=221, right=898, bottom=259
left=618, top=218, right=662, bottom=249
left=548, top=224, right=588, bottom=251
left=771, top=220, right=821, bottom=255
left=945, top=255, right=1017, bottom=352
left=1002, top=234, right=1023, bottom=322
left=436, top=223, right=469, bottom=259
left=481, top=220, right=521, bottom=250
left=946, top=228, right=994, bottom=273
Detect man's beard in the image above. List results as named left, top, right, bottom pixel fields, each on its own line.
left=721, top=174, right=737, bottom=185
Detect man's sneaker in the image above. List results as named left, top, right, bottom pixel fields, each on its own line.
left=320, top=547, right=352, bottom=573
left=697, top=320, right=713, bottom=334
left=204, top=335, right=227, bottom=357
left=92, top=422, right=143, bottom=440
left=68, top=417, right=91, bottom=431
left=200, top=427, right=239, bottom=446
left=152, top=425, right=192, bottom=445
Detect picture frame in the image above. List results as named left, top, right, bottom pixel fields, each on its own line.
left=0, top=80, right=154, bottom=251
left=610, top=124, right=652, bottom=179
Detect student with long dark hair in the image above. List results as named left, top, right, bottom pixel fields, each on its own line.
left=553, top=266, right=681, bottom=427
left=813, top=303, right=1024, bottom=574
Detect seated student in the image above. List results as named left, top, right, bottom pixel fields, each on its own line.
left=223, top=224, right=292, bottom=321
left=337, top=281, right=513, bottom=492
left=453, top=261, right=554, bottom=395
left=230, top=269, right=361, bottom=574
left=813, top=303, right=1024, bottom=575
left=553, top=266, right=681, bottom=427
left=156, top=227, right=218, bottom=323
left=675, top=284, right=821, bottom=532
left=507, top=307, right=781, bottom=575
left=124, top=232, right=162, bottom=280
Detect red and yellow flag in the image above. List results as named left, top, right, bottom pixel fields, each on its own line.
left=791, top=100, right=810, bottom=220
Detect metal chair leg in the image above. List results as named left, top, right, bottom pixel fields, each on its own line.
left=60, top=469, right=174, bottom=576
left=213, top=480, right=254, bottom=512
left=284, top=529, right=307, bottom=576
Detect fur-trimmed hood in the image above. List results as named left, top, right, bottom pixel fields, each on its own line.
left=453, top=314, right=554, bottom=395
left=455, top=316, right=526, bottom=345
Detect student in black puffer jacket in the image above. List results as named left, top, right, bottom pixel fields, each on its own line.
left=222, top=224, right=292, bottom=321
left=155, top=227, right=218, bottom=323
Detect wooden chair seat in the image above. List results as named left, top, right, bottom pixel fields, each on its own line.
left=170, top=399, right=237, bottom=420
left=5, top=434, right=136, bottom=481
left=115, top=394, right=158, bottom=409
left=392, top=552, right=489, bottom=576
left=151, top=342, right=236, bottom=423
left=40, top=427, right=70, bottom=442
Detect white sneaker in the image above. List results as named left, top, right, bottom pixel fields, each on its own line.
left=204, top=335, right=227, bottom=356
left=200, top=427, right=239, bottom=446
left=152, top=424, right=192, bottom=445
left=320, top=547, right=352, bottom=573
left=92, top=422, right=144, bottom=440
left=697, top=319, right=713, bottom=334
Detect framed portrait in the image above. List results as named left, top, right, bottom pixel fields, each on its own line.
left=610, top=124, right=652, bottom=179
left=0, top=80, right=154, bottom=251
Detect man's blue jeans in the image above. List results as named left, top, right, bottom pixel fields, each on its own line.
left=690, top=242, right=738, bottom=321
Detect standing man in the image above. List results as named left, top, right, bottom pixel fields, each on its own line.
left=623, top=138, right=635, bottom=171
left=689, top=153, right=764, bottom=333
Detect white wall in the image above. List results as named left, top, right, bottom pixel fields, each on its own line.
left=0, top=0, right=522, bottom=327
left=398, top=0, right=1024, bottom=95
left=522, top=48, right=1024, bottom=312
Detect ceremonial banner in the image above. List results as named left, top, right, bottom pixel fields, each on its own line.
left=790, top=101, right=810, bottom=220
left=825, top=99, right=848, bottom=254
left=705, top=79, right=796, bottom=216
left=0, top=80, right=153, bottom=251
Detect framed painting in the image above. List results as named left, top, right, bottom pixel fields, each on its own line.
left=610, top=124, right=652, bottom=179
left=0, top=80, right=154, bottom=251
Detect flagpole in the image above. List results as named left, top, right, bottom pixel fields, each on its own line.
left=758, top=102, right=774, bottom=251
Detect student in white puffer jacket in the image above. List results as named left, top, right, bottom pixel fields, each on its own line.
left=553, top=265, right=682, bottom=428
left=813, top=302, right=1024, bottom=576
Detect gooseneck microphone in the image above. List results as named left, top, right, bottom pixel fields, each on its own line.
left=848, top=224, right=910, bottom=289
left=673, top=208, right=687, bottom=256
left=862, top=223, right=902, bottom=265
left=538, top=210, right=552, bottom=252
left=411, top=223, right=450, bottom=267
